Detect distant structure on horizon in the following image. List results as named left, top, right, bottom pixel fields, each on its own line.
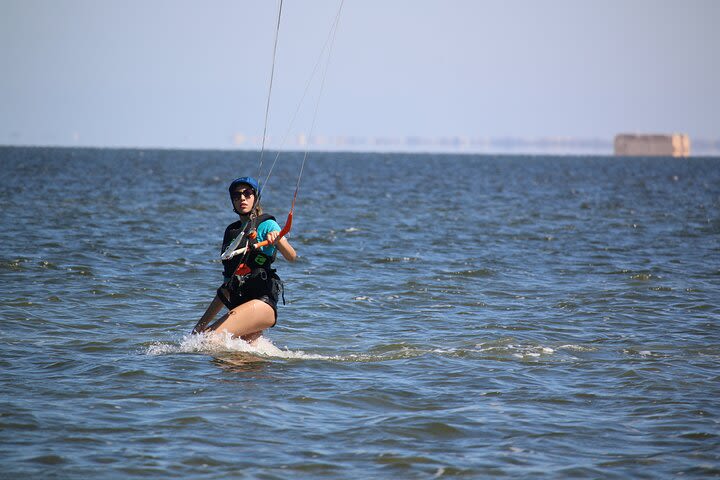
left=614, top=133, right=691, bottom=157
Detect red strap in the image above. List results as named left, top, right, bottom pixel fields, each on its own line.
left=234, top=263, right=251, bottom=276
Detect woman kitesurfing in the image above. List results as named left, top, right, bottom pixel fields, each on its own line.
left=191, top=0, right=343, bottom=342
left=191, top=176, right=296, bottom=340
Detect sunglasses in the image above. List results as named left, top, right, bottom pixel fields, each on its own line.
left=231, top=188, right=255, bottom=200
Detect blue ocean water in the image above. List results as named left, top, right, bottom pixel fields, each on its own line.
left=1, top=146, right=719, bottom=478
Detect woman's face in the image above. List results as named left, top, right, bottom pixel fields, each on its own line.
left=231, top=185, right=256, bottom=215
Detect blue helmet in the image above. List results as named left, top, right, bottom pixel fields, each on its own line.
left=229, top=176, right=260, bottom=198
left=229, top=176, right=260, bottom=215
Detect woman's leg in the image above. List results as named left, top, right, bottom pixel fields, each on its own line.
left=207, top=299, right=275, bottom=338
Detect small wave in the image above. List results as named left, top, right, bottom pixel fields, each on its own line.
left=145, top=332, right=330, bottom=360
left=475, top=341, right=596, bottom=358
left=145, top=336, right=470, bottom=363
left=622, top=348, right=670, bottom=359
left=557, top=344, right=597, bottom=352
left=449, top=268, right=494, bottom=277
left=353, top=296, right=372, bottom=302
left=376, top=256, right=419, bottom=263
left=0, top=258, right=31, bottom=271
left=510, top=345, right=555, bottom=358
left=629, top=272, right=659, bottom=281
left=474, top=342, right=601, bottom=360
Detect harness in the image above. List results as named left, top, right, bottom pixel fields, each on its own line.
left=221, top=214, right=277, bottom=282
left=217, top=213, right=285, bottom=310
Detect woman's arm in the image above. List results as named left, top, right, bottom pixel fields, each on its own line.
left=266, top=230, right=297, bottom=262
left=192, top=294, right=225, bottom=334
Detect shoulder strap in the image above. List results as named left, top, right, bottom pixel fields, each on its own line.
left=255, top=213, right=276, bottom=225
left=222, top=219, right=246, bottom=253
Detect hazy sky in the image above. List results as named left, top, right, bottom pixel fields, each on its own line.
left=1, top=0, right=718, bottom=149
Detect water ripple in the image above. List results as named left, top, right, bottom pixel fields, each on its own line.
left=1, top=148, right=719, bottom=478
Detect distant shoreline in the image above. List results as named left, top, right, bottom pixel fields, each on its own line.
left=1, top=141, right=719, bottom=157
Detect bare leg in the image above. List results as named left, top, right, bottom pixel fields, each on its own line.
left=192, top=294, right=225, bottom=334
left=207, top=300, right=275, bottom=338
left=241, top=331, right=263, bottom=343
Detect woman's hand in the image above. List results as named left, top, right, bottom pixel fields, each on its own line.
left=263, top=230, right=296, bottom=262
left=266, top=230, right=281, bottom=244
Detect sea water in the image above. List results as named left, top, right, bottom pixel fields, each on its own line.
left=1, top=147, right=719, bottom=478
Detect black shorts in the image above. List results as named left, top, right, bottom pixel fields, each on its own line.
left=217, top=270, right=283, bottom=326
